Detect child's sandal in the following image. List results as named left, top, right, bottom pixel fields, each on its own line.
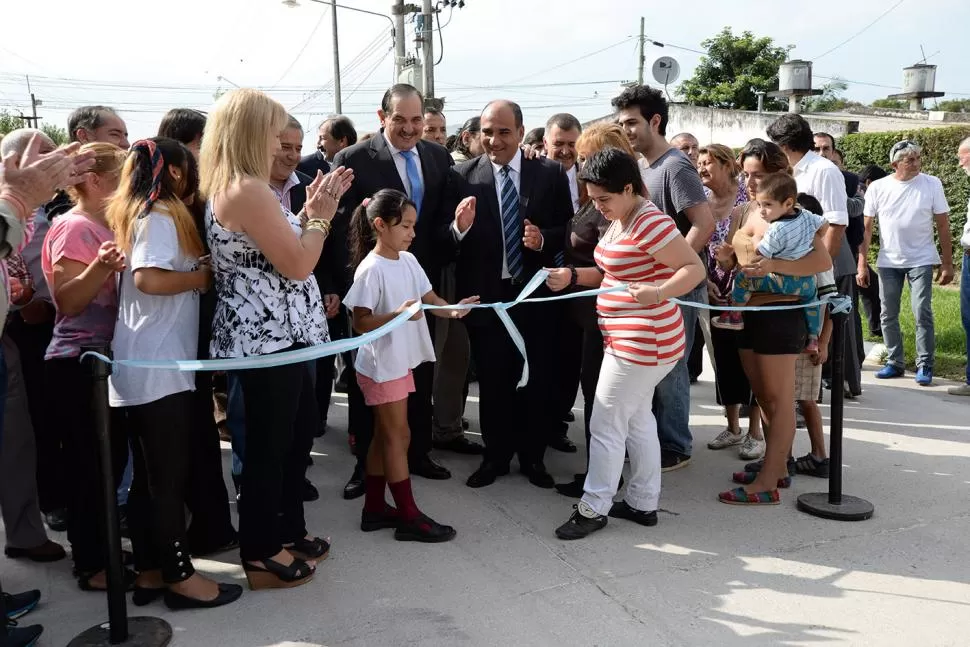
left=717, top=486, right=780, bottom=505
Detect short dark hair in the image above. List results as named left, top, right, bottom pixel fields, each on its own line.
left=483, top=100, right=524, bottom=129
left=68, top=105, right=120, bottom=142
left=611, top=85, right=669, bottom=136
left=284, top=114, right=303, bottom=133
left=858, top=164, right=888, bottom=185
left=814, top=132, right=836, bottom=149
left=157, top=108, right=206, bottom=145
left=832, top=148, right=844, bottom=162
left=755, top=172, right=798, bottom=203
left=424, top=108, right=443, bottom=119
left=323, top=115, right=357, bottom=146
left=454, top=117, right=481, bottom=157
left=766, top=114, right=815, bottom=153
left=796, top=192, right=824, bottom=216
left=524, top=127, right=544, bottom=147
left=545, top=113, right=581, bottom=133
left=577, top=147, right=644, bottom=195
left=381, top=84, right=423, bottom=114
left=739, top=138, right=790, bottom=174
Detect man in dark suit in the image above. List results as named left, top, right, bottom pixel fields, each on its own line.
left=451, top=100, right=574, bottom=489
left=298, top=115, right=358, bottom=178
left=321, top=84, right=464, bottom=499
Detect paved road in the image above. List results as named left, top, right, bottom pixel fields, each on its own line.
left=6, top=356, right=970, bottom=646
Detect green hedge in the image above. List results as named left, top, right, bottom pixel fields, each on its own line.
left=839, top=126, right=970, bottom=267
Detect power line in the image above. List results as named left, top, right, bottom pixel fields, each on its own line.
left=269, top=5, right=331, bottom=88
left=812, top=0, right=906, bottom=60
left=508, top=37, right=637, bottom=84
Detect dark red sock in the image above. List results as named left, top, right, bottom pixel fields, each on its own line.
left=387, top=478, right=422, bottom=521
left=363, top=475, right=387, bottom=514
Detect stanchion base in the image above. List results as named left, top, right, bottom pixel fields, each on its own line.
left=797, top=492, right=874, bottom=521
left=67, top=617, right=172, bottom=647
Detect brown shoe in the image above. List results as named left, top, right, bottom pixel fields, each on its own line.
left=5, top=540, right=66, bottom=562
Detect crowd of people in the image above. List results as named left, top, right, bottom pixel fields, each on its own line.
left=0, top=82, right=968, bottom=645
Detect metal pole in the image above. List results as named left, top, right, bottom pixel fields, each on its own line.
left=393, top=0, right=406, bottom=81
left=638, top=17, right=645, bottom=85
left=331, top=5, right=342, bottom=113
left=421, top=0, right=434, bottom=98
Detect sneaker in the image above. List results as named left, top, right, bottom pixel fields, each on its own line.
left=875, top=364, right=905, bottom=379
left=915, top=367, right=933, bottom=386
left=948, top=383, right=970, bottom=396
left=608, top=500, right=658, bottom=527
left=744, top=456, right=796, bottom=476
left=3, top=619, right=43, bottom=647
left=707, top=428, right=743, bottom=450
left=555, top=502, right=608, bottom=540
left=738, top=434, right=766, bottom=460
left=793, top=453, right=830, bottom=478
left=660, top=451, right=691, bottom=472
left=3, top=590, right=40, bottom=621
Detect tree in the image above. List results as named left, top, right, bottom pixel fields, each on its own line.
left=935, top=98, right=970, bottom=113
left=870, top=98, right=907, bottom=110
left=41, top=123, right=68, bottom=146
left=804, top=78, right=852, bottom=113
left=679, top=28, right=792, bottom=111
left=0, top=110, right=27, bottom=135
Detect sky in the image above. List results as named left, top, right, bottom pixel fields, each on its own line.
left=2, top=0, right=968, bottom=153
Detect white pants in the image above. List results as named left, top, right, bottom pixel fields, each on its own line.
left=582, top=354, right=675, bottom=516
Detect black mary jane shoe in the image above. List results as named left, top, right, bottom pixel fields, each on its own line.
left=283, top=536, right=330, bottom=562
left=163, top=583, right=243, bottom=610
left=243, top=556, right=315, bottom=590
left=132, top=586, right=165, bottom=607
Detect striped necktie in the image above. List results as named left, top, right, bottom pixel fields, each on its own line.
left=500, top=165, right=523, bottom=280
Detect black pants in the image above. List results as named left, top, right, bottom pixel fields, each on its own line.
left=184, top=371, right=236, bottom=554
left=688, top=319, right=704, bottom=381
left=6, top=314, right=62, bottom=513
left=123, top=391, right=196, bottom=582
left=236, top=353, right=317, bottom=561
left=466, top=290, right=556, bottom=468
left=710, top=310, right=755, bottom=407
left=316, top=312, right=350, bottom=427
left=858, top=262, right=882, bottom=335
left=579, top=325, right=604, bottom=473
left=349, top=319, right=435, bottom=466
left=46, top=357, right=129, bottom=575
left=552, top=307, right=584, bottom=441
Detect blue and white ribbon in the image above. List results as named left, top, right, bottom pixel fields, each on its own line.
left=82, top=270, right=852, bottom=387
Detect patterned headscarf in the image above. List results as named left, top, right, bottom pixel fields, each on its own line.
left=130, top=139, right=164, bottom=218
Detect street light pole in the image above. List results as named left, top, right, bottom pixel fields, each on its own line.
left=421, top=0, right=434, bottom=99
left=331, top=6, right=342, bottom=113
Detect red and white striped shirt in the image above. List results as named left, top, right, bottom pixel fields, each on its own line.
left=594, top=201, right=686, bottom=366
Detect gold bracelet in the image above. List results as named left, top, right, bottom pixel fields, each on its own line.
left=304, top=219, right=331, bottom=237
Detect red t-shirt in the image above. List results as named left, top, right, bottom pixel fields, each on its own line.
left=594, top=201, right=686, bottom=366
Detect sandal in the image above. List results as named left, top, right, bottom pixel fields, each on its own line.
left=732, top=471, right=791, bottom=488
left=283, top=536, right=330, bottom=561
left=717, top=487, right=780, bottom=505
left=242, top=556, right=315, bottom=590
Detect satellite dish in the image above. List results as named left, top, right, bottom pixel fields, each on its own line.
left=652, top=57, right=681, bottom=86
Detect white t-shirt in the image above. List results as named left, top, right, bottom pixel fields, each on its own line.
left=863, top=173, right=949, bottom=268
left=343, top=251, right=435, bottom=382
left=109, top=210, right=200, bottom=407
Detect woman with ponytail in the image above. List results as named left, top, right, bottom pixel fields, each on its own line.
left=105, top=137, right=242, bottom=610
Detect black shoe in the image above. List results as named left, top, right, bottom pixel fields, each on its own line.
left=547, top=435, right=578, bottom=453
left=660, top=451, right=691, bottom=472
left=3, top=590, right=40, bottom=621
left=302, top=478, right=319, bottom=502
left=744, top=456, right=797, bottom=476
left=361, top=505, right=400, bottom=532
left=334, top=379, right=348, bottom=394
left=608, top=500, right=658, bottom=527
left=132, top=586, right=165, bottom=607
left=521, top=462, right=555, bottom=489
left=283, top=536, right=330, bottom=562
left=164, top=583, right=243, bottom=610
left=3, top=620, right=43, bottom=647
left=43, top=508, right=68, bottom=532
left=409, top=455, right=451, bottom=480
left=5, top=540, right=66, bottom=563
left=563, top=411, right=576, bottom=423
left=466, top=461, right=510, bottom=488
left=432, top=436, right=484, bottom=455
left=343, top=465, right=365, bottom=500
left=793, top=453, right=831, bottom=478
left=555, top=473, right=586, bottom=498
left=555, top=503, right=607, bottom=540
left=394, top=514, right=456, bottom=543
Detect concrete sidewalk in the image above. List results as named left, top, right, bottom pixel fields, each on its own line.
left=4, top=360, right=970, bottom=646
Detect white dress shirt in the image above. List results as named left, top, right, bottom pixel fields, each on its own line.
left=793, top=150, right=848, bottom=226
left=567, top=165, right=580, bottom=214
left=383, top=132, right=424, bottom=202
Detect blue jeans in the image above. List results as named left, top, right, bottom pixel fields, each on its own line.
left=878, top=265, right=935, bottom=371
left=962, top=253, right=970, bottom=384
left=653, top=283, right=705, bottom=457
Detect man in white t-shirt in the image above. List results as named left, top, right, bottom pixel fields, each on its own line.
left=949, top=137, right=970, bottom=396
left=859, top=140, right=954, bottom=386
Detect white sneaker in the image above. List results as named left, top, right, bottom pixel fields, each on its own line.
left=948, top=384, right=970, bottom=396
left=707, top=428, right=743, bottom=450
left=739, top=434, right=766, bottom=460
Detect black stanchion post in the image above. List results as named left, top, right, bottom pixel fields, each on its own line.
left=68, top=347, right=172, bottom=647
left=797, top=310, right=875, bottom=521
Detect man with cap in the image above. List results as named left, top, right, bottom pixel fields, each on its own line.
left=858, top=139, right=954, bottom=386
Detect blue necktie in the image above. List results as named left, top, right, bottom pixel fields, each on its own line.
left=402, top=150, right=424, bottom=217
left=500, top=165, right=523, bottom=280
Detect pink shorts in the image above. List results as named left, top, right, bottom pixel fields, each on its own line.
left=357, top=370, right=415, bottom=406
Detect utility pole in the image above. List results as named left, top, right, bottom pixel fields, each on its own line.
left=331, top=7, right=342, bottom=113
left=392, top=0, right=406, bottom=81
left=420, top=0, right=434, bottom=100
left=637, top=17, right=645, bottom=85
left=23, top=75, right=42, bottom=128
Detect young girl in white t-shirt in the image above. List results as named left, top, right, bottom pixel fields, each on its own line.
left=343, top=188, right=477, bottom=543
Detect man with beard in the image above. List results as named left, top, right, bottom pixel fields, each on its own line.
left=324, top=84, right=463, bottom=500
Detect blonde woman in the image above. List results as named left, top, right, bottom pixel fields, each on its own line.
left=41, top=143, right=130, bottom=591
left=106, top=137, right=242, bottom=609
left=200, top=89, right=352, bottom=589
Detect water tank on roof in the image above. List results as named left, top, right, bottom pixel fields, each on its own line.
left=778, top=60, right=814, bottom=92
left=902, top=64, right=937, bottom=94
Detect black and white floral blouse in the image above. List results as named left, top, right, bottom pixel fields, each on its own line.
left=206, top=203, right=329, bottom=358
